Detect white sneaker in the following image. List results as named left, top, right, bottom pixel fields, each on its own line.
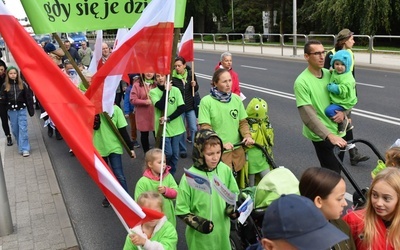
left=22, top=151, right=30, bottom=157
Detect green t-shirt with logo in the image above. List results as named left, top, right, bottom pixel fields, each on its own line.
left=294, top=68, right=343, bottom=141
left=149, top=86, right=185, bottom=137
left=93, top=105, right=127, bottom=156
left=198, top=94, right=247, bottom=145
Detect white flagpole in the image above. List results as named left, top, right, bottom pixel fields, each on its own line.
left=159, top=74, right=171, bottom=186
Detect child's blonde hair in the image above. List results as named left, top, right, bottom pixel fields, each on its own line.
left=144, top=148, right=164, bottom=170
left=137, top=191, right=163, bottom=210
left=385, top=147, right=400, bottom=167
left=364, top=167, right=400, bottom=249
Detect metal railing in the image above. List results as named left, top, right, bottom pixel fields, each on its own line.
left=192, top=33, right=400, bottom=64
left=2, top=33, right=399, bottom=66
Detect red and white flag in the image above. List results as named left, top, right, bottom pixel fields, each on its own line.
left=113, top=28, right=129, bottom=50
left=178, top=16, right=194, bottom=62
left=85, top=0, right=175, bottom=114
left=88, top=30, right=103, bottom=74
left=0, top=1, right=162, bottom=229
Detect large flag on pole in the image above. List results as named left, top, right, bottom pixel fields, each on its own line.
left=85, top=0, right=175, bottom=114
left=178, top=16, right=194, bottom=62
left=88, top=30, right=103, bottom=74
left=0, top=1, right=162, bottom=229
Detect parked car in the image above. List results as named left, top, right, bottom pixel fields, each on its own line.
left=60, top=32, right=88, bottom=49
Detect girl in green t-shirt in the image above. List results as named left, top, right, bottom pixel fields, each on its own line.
left=123, top=191, right=178, bottom=250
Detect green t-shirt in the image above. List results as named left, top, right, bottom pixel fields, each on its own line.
left=294, top=68, right=342, bottom=141
left=198, top=94, right=247, bottom=144
left=93, top=105, right=127, bottom=156
left=175, top=163, right=239, bottom=250
left=123, top=217, right=177, bottom=250
left=134, top=174, right=179, bottom=227
left=149, top=86, right=185, bottom=137
left=329, top=71, right=358, bottom=109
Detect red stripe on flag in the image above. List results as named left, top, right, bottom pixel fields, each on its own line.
left=0, top=2, right=160, bottom=229
left=178, top=40, right=194, bottom=62
left=85, top=22, right=174, bottom=114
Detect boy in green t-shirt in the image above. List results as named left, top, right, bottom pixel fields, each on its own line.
left=175, top=129, right=239, bottom=250
left=149, top=74, right=185, bottom=175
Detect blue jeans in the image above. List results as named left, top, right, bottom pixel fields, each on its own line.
left=179, top=110, right=197, bottom=153
left=165, top=133, right=184, bottom=175
left=8, top=108, right=30, bottom=153
left=103, top=153, right=128, bottom=192
left=325, top=104, right=345, bottom=118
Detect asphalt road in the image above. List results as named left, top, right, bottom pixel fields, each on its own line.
left=43, top=51, right=400, bottom=249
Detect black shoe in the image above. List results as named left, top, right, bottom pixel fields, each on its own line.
left=6, top=135, right=13, bottom=146
left=55, top=129, right=63, bottom=140
left=47, top=126, right=53, bottom=137
left=102, top=198, right=110, bottom=208
left=133, top=140, right=141, bottom=148
left=180, top=153, right=187, bottom=158
left=349, top=147, right=370, bottom=166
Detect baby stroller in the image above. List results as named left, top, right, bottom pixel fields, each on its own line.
left=229, top=144, right=299, bottom=250
left=333, top=138, right=385, bottom=209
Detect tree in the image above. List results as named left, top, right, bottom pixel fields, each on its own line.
left=228, top=0, right=267, bottom=33
left=186, top=0, right=231, bottom=33
left=298, top=0, right=398, bottom=35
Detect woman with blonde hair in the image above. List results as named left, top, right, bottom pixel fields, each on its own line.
left=343, top=167, right=400, bottom=250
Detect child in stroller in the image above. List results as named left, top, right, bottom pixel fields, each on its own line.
left=230, top=167, right=299, bottom=250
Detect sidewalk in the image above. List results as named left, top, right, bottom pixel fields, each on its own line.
left=194, top=43, right=400, bottom=71
left=0, top=113, right=78, bottom=250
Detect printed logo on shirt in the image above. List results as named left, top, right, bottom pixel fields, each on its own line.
left=168, top=96, right=176, bottom=104
left=230, top=109, right=238, bottom=119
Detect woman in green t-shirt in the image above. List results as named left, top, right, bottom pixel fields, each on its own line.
left=198, top=68, right=254, bottom=173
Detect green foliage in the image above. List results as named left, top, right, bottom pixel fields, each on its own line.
left=229, top=0, right=266, bottom=33
left=298, top=0, right=396, bottom=35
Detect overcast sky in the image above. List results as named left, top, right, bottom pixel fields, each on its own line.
left=5, top=0, right=26, bottom=18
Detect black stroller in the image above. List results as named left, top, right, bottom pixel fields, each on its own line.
left=229, top=144, right=300, bottom=250
left=333, top=138, right=385, bottom=209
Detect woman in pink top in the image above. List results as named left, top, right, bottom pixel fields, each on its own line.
left=130, top=73, right=157, bottom=153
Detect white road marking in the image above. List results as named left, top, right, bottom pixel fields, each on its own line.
left=356, top=82, right=384, bottom=88
left=240, top=65, right=267, bottom=70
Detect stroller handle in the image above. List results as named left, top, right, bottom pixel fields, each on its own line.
left=333, top=138, right=384, bottom=204
left=233, top=142, right=278, bottom=169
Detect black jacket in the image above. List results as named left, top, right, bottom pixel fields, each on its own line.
left=171, top=67, right=199, bottom=112
left=1, top=80, right=34, bottom=116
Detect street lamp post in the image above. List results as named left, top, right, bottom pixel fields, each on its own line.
left=231, top=0, right=234, bottom=31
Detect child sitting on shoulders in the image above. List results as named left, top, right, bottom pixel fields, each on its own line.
left=123, top=191, right=178, bottom=250
left=135, top=148, right=178, bottom=226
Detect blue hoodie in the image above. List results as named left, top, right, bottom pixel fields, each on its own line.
left=330, top=50, right=352, bottom=74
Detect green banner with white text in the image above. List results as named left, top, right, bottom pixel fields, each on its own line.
left=20, top=0, right=186, bottom=34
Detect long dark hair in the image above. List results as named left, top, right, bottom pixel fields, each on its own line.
left=299, top=167, right=343, bottom=201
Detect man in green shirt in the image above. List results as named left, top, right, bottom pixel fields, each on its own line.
left=294, top=40, right=347, bottom=173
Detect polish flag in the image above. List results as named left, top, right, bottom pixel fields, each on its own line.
left=113, top=28, right=129, bottom=50
left=0, top=1, right=162, bottom=229
left=85, top=0, right=175, bottom=114
left=88, top=30, right=103, bottom=74
left=178, top=16, right=194, bottom=62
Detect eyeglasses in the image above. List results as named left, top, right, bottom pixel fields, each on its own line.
left=307, top=51, right=326, bottom=56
